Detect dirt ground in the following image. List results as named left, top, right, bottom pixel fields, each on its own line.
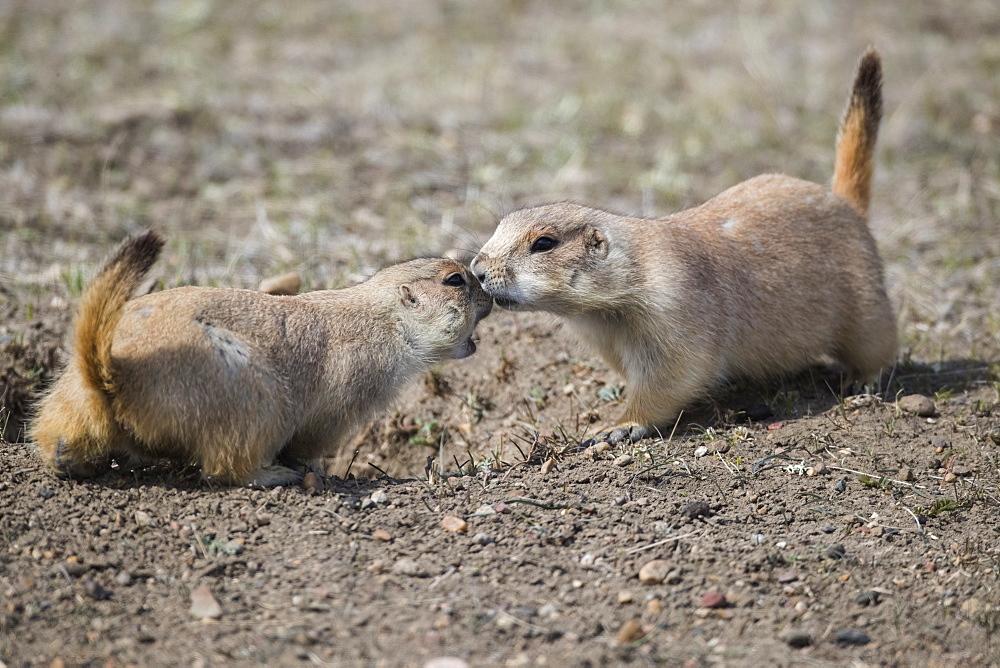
left=2, top=1, right=999, bottom=666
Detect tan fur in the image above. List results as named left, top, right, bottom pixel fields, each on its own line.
left=31, top=232, right=492, bottom=485
left=471, top=49, right=896, bottom=443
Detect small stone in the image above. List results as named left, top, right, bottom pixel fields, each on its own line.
left=694, top=446, right=709, bottom=457
left=540, top=459, right=556, bottom=475
left=83, top=580, right=111, bottom=601
left=897, top=394, right=935, bottom=417
left=898, top=467, right=914, bottom=482
left=423, top=659, right=469, bottom=668
left=562, top=383, right=575, bottom=396
left=616, top=618, right=645, bottom=644
left=613, top=454, right=633, bottom=467
left=592, top=442, right=611, bottom=453
left=646, top=598, right=663, bottom=614
left=37, top=486, right=55, bottom=500
left=258, top=271, right=301, bottom=296
left=944, top=472, right=957, bottom=483
left=777, top=571, right=798, bottom=584
left=441, top=516, right=468, bottom=533
left=372, top=529, right=392, bottom=542
left=473, top=504, right=496, bottom=516
left=189, top=585, right=223, bottom=619
left=826, top=544, right=846, bottom=560
left=855, top=590, right=881, bottom=606
left=254, top=511, right=271, bottom=526
left=370, top=490, right=389, bottom=505
left=835, top=629, right=871, bottom=646
left=114, top=571, right=132, bottom=586
left=806, top=463, right=828, bottom=476
left=301, top=472, right=322, bottom=491
left=361, top=497, right=376, bottom=510
left=961, top=597, right=991, bottom=618
left=681, top=501, right=711, bottom=520
left=751, top=533, right=766, bottom=545
left=700, top=589, right=727, bottom=609
left=472, top=533, right=493, bottom=546
left=617, top=591, right=634, bottom=605
left=782, top=629, right=813, bottom=648
left=134, top=511, right=154, bottom=527
left=392, top=559, right=427, bottom=577
left=638, top=559, right=671, bottom=585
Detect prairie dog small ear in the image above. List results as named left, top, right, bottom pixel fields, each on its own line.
left=399, top=284, right=420, bottom=308
left=586, top=227, right=609, bottom=258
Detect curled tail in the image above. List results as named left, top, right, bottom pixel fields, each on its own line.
left=832, top=48, right=882, bottom=217
left=75, top=230, right=165, bottom=399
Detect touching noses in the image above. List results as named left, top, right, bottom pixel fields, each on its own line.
left=470, top=253, right=487, bottom=283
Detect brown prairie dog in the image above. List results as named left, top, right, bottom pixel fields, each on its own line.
left=31, top=232, right=492, bottom=486
left=471, top=49, right=896, bottom=444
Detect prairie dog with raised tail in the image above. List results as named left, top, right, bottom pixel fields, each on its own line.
left=471, top=49, right=896, bottom=444
left=31, top=232, right=492, bottom=485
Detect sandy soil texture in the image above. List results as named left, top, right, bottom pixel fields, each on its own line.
left=2, top=1, right=999, bottom=665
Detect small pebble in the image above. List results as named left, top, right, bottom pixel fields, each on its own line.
left=821, top=526, right=836, bottom=534
left=834, top=479, right=847, bottom=493
left=616, top=618, right=645, bottom=644
left=189, top=585, right=223, bottom=619
left=37, top=486, right=54, bottom=500
left=592, top=442, right=611, bottom=453
left=694, top=445, right=709, bottom=458
left=638, top=559, right=671, bottom=585
left=617, top=591, right=634, bottom=605
left=855, top=590, right=881, bottom=606
left=751, top=534, right=766, bottom=545
left=613, top=454, right=633, bottom=467
left=835, top=629, right=871, bottom=646
left=423, top=659, right=469, bottom=668
left=473, top=533, right=493, bottom=546
left=134, top=511, right=154, bottom=527
left=114, top=571, right=132, bottom=587
left=473, top=504, right=496, bottom=516
left=441, top=516, right=468, bottom=533
left=826, top=544, right=847, bottom=560
left=944, top=472, right=957, bottom=483
left=897, top=394, right=935, bottom=417
left=700, top=589, right=727, bottom=609
left=681, top=501, right=711, bottom=520
left=646, top=598, right=663, bottom=614
left=370, top=490, right=389, bottom=505
left=361, top=497, right=376, bottom=510
left=372, top=529, right=392, bottom=542
left=782, top=630, right=813, bottom=648
left=83, top=580, right=111, bottom=601
left=301, top=472, right=322, bottom=491
left=540, top=459, right=556, bottom=475
left=777, top=571, right=798, bottom=584
left=392, top=559, right=427, bottom=577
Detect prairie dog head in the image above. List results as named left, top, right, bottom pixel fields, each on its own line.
left=375, top=258, right=493, bottom=361
left=471, top=203, right=628, bottom=315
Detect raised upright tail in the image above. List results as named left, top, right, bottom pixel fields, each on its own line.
left=832, top=48, right=882, bottom=217
left=75, top=230, right=164, bottom=399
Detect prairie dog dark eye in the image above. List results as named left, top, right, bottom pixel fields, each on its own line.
left=443, top=272, right=466, bottom=287
left=530, top=236, right=557, bottom=253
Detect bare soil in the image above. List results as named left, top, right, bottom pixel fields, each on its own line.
left=2, top=1, right=999, bottom=666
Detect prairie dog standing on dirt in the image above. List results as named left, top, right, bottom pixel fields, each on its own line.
left=31, top=232, right=492, bottom=485
left=471, top=49, right=896, bottom=444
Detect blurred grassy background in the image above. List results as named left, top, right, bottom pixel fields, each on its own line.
left=1, top=0, right=997, bottom=363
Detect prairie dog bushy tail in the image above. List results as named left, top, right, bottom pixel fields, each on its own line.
left=30, top=230, right=163, bottom=476
left=75, top=231, right=165, bottom=400
left=832, top=48, right=883, bottom=217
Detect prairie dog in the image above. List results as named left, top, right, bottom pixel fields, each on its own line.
left=471, top=49, right=896, bottom=444
left=31, top=232, right=492, bottom=486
